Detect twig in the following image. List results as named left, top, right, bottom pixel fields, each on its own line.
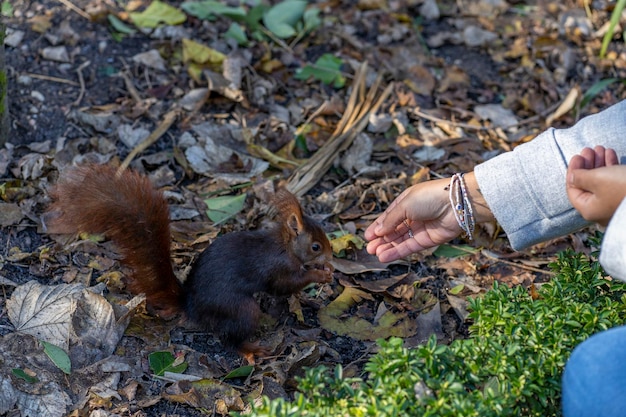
left=24, top=73, right=79, bottom=86
left=73, top=60, right=91, bottom=106
left=55, top=0, right=91, bottom=20
left=414, top=163, right=447, bottom=179
left=481, top=249, right=555, bottom=276
left=119, top=71, right=143, bottom=103
left=117, top=108, right=180, bottom=175
left=259, top=27, right=294, bottom=54
left=413, top=100, right=562, bottom=132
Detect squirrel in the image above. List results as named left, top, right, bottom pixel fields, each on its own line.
left=45, top=163, right=334, bottom=362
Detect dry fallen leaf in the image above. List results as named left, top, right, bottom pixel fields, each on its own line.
left=163, top=379, right=245, bottom=415
left=7, top=281, right=83, bottom=350
left=318, top=286, right=417, bottom=341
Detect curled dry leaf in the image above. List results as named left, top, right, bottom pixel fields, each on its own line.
left=350, top=273, right=410, bottom=293
left=182, top=134, right=269, bottom=181
left=413, top=301, right=444, bottom=344
left=330, top=255, right=408, bottom=275
left=446, top=294, right=470, bottom=322
left=318, top=286, right=417, bottom=341
left=163, top=379, right=245, bottom=415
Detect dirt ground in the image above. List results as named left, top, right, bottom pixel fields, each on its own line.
left=2, top=0, right=625, bottom=415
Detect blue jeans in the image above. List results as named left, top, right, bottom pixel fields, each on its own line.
left=562, top=325, right=626, bottom=416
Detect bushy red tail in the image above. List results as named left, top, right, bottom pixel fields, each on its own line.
left=46, top=164, right=183, bottom=317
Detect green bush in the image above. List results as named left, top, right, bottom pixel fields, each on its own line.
left=246, top=250, right=626, bottom=417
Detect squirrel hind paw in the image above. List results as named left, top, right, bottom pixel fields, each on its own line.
left=238, top=342, right=271, bottom=365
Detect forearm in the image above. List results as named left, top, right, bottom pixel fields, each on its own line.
left=474, top=100, right=626, bottom=250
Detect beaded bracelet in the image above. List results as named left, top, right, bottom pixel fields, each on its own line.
left=448, top=173, right=475, bottom=240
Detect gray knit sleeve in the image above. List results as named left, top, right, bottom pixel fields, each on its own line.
left=474, top=100, right=626, bottom=250
left=600, top=199, right=626, bottom=281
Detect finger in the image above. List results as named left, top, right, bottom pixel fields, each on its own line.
left=593, top=145, right=606, bottom=168
left=579, top=147, right=596, bottom=169
left=568, top=154, right=586, bottom=171
left=364, top=188, right=411, bottom=240
left=606, top=148, right=619, bottom=166
left=368, top=190, right=412, bottom=238
left=374, top=232, right=433, bottom=263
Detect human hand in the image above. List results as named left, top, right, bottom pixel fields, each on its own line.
left=567, top=146, right=626, bottom=226
left=365, top=172, right=494, bottom=263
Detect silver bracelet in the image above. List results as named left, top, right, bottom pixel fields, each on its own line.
left=449, top=173, right=475, bottom=240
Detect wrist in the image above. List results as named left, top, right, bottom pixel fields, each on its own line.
left=460, top=171, right=495, bottom=224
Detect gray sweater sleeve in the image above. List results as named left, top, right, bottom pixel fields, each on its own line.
left=599, top=199, right=626, bottom=281
left=474, top=99, right=626, bottom=250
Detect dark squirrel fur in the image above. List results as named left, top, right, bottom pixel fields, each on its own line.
left=46, top=164, right=333, bottom=359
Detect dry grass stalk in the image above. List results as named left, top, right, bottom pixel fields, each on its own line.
left=286, top=62, right=393, bottom=197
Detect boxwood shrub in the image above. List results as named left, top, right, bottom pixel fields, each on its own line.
left=247, top=249, right=626, bottom=417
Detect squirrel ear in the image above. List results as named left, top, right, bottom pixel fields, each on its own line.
left=287, top=212, right=304, bottom=236
left=274, top=188, right=305, bottom=235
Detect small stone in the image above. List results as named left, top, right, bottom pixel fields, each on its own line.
left=4, top=29, right=25, bottom=48
left=132, top=49, right=167, bottom=71
left=41, top=46, right=71, bottom=63
left=30, top=91, right=45, bottom=102
left=17, top=75, right=33, bottom=86
left=463, top=25, right=498, bottom=47
left=420, top=0, right=440, bottom=20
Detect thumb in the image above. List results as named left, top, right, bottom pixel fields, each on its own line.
left=568, top=168, right=597, bottom=192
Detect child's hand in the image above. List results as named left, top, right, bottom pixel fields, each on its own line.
left=567, top=146, right=626, bottom=226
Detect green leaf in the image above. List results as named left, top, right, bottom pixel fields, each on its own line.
left=600, top=0, right=626, bottom=58
left=483, top=376, right=501, bottom=396
left=41, top=341, right=71, bottom=374
left=205, top=193, right=247, bottom=225
left=433, top=244, right=479, bottom=258
left=225, top=22, right=249, bottom=46
left=263, top=0, right=306, bottom=38
left=295, top=133, right=309, bottom=153
left=129, top=0, right=187, bottom=28
left=181, top=1, right=246, bottom=20
left=449, top=284, right=464, bottom=295
left=148, top=351, right=188, bottom=376
left=244, top=4, right=269, bottom=33
left=1, top=0, right=13, bottom=16
left=223, top=365, right=254, bottom=380
left=302, top=7, right=321, bottom=32
left=295, top=54, right=345, bottom=88
left=108, top=14, right=137, bottom=35
left=12, top=368, right=39, bottom=383
left=580, top=78, right=625, bottom=109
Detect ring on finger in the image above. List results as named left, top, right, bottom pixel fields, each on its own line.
left=403, top=219, right=414, bottom=239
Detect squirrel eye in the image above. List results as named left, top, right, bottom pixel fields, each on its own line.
left=311, top=242, right=321, bottom=252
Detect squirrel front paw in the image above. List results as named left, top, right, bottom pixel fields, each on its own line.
left=310, top=263, right=333, bottom=283
left=322, top=262, right=334, bottom=282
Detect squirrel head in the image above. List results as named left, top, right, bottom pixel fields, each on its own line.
left=273, top=189, right=332, bottom=269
